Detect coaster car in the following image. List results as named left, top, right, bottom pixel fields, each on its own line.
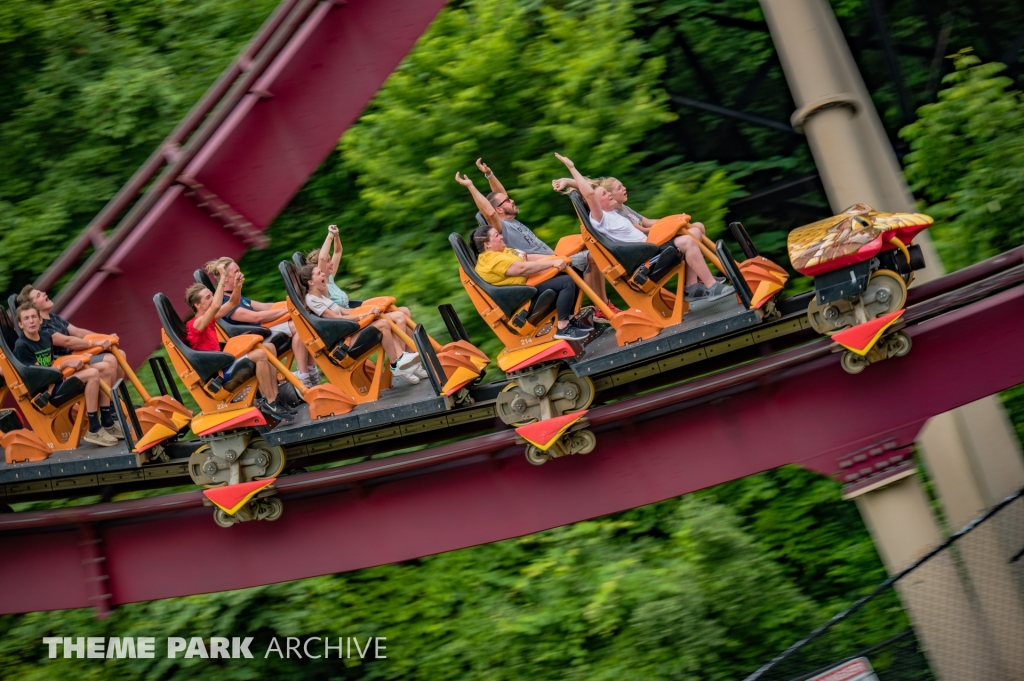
left=786, top=204, right=933, bottom=373
left=0, top=308, right=188, bottom=464
left=565, top=192, right=789, bottom=346
left=154, top=293, right=290, bottom=526
left=449, top=232, right=595, bottom=459
left=288, top=253, right=489, bottom=397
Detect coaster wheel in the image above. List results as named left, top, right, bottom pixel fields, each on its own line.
left=841, top=352, right=868, bottom=375
left=551, top=370, right=595, bottom=417
left=525, top=445, right=549, bottom=466
left=498, top=382, right=538, bottom=427
left=213, top=509, right=237, bottom=528
left=866, top=269, right=907, bottom=318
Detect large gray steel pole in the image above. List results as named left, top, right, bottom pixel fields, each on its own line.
left=760, top=1, right=1024, bottom=678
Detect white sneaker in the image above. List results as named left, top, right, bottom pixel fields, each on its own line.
left=392, top=364, right=420, bottom=385
left=302, top=373, right=320, bottom=389
left=83, top=428, right=118, bottom=447
left=414, top=364, right=429, bottom=380
left=395, top=351, right=420, bottom=371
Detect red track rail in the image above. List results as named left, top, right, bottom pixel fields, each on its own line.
left=42, top=0, right=447, bottom=362
left=1, top=269, right=1021, bottom=614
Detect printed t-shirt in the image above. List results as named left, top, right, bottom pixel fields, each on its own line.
left=14, top=333, right=55, bottom=367
left=306, top=293, right=343, bottom=317
left=326, top=274, right=350, bottom=309
left=589, top=210, right=647, bottom=243
left=185, top=317, right=220, bottom=352
left=501, top=218, right=553, bottom=255
left=476, top=248, right=528, bottom=286
left=40, top=313, right=72, bottom=357
left=615, top=204, right=647, bottom=227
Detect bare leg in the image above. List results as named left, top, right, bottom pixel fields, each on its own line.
left=385, top=311, right=415, bottom=352
left=371, top=319, right=402, bottom=363
left=287, top=321, right=309, bottom=370
left=673, top=236, right=714, bottom=286
left=77, top=367, right=101, bottom=412
left=584, top=253, right=609, bottom=304
left=93, top=360, right=115, bottom=407
left=248, top=349, right=279, bottom=402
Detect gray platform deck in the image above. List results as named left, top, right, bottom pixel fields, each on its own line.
left=0, top=439, right=142, bottom=485
left=569, top=296, right=762, bottom=377
left=265, top=378, right=451, bottom=447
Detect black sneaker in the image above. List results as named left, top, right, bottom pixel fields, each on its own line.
left=554, top=324, right=590, bottom=341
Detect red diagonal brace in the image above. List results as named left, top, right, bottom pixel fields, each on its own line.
left=178, top=175, right=270, bottom=249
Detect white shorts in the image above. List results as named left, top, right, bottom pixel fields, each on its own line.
left=269, top=322, right=292, bottom=336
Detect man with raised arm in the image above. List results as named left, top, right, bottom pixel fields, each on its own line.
left=456, top=158, right=617, bottom=321
left=554, top=153, right=733, bottom=303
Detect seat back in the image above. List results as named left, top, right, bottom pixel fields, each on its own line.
left=448, top=233, right=536, bottom=317
left=153, top=293, right=233, bottom=384
left=568, top=191, right=658, bottom=274
left=292, top=252, right=306, bottom=269
left=193, top=269, right=272, bottom=340
left=279, top=261, right=359, bottom=349
left=0, top=308, right=63, bottom=397
left=7, top=295, right=18, bottom=322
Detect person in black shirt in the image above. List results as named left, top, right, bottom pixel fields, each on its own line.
left=13, top=305, right=117, bottom=448
left=17, top=286, right=126, bottom=439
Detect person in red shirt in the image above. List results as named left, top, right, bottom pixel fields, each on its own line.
left=183, top=265, right=294, bottom=418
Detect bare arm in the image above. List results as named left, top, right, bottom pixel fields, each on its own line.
left=554, top=153, right=601, bottom=221
left=50, top=333, right=93, bottom=352
left=317, top=228, right=334, bottom=273
left=455, top=172, right=502, bottom=231
left=215, top=277, right=243, bottom=321
left=64, top=323, right=93, bottom=338
left=193, top=272, right=228, bottom=332
left=476, top=158, right=506, bottom=195
left=551, top=178, right=577, bottom=192
left=505, top=259, right=566, bottom=276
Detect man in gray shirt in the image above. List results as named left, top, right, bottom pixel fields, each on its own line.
left=457, top=158, right=615, bottom=316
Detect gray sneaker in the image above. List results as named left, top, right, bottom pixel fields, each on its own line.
left=683, top=282, right=708, bottom=302
left=704, top=280, right=736, bottom=301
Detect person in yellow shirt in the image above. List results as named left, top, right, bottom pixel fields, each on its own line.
left=471, top=225, right=589, bottom=341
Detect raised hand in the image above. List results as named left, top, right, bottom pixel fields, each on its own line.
left=551, top=178, right=568, bottom=192
left=328, top=224, right=339, bottom=235
left=216, top=263, right=228, bottom=281
left=454, top=172, right=475, bottom=187
left=475, top=158, right=492, bottom=176
left=553, top=153, right=574, bottom=169
left=234, top=272, right=245, bottom=289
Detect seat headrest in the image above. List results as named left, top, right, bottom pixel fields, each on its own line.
left=474, top=212, right=489, bottom=229
left=292, top=252, right=305, bottom=269
left=0, top=308, right=19, bottom=357
left=154, top=293, right=189, bottom=342
left=193, top=269, right=216, bottom=291
left=449, top=232, right=478, bottom=270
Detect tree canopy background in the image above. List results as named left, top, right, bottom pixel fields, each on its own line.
left=1, top=0, right=1023, bottom=678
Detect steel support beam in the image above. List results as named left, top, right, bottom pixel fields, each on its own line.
left=0, top=282, right=1021, bottom=614
left=761, top=2, right=1024, bottom=676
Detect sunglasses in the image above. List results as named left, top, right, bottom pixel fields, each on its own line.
left=495, top=196, right=513, bottom=209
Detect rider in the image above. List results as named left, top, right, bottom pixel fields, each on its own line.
left=204, top=257, right=319, bottom=389
left=184, top=265, right=294, bottom=419
left=299, top=264, right=423, bottom=385
left=457, top=159, right=616, bottom=322
left=306, top=224, right=423, bottom=376
left=13, top=304, right=119, bottom=447
left=470, top=224, right=589, bottom=342
left=16, top=286, right=126, bottom=436
left=553, top=154, right=733, bottom=303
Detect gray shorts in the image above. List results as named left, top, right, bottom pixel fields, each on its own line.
left=569, top=250, right=590, bottom=274
left=89, top=353, right=108, bottom=365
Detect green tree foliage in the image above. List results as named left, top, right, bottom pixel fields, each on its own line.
left=0, top=0, right=278, bottom=293
left=902, top=52, right=1024, bottom=270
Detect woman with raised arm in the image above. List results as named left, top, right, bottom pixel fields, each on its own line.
left=184, top=265, right=295, bottom=419
left=299, top=265, right=424, bottom=385
left=553, top=154, right=732, bottom=302
left=305, top=224, right=423, bottom=377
